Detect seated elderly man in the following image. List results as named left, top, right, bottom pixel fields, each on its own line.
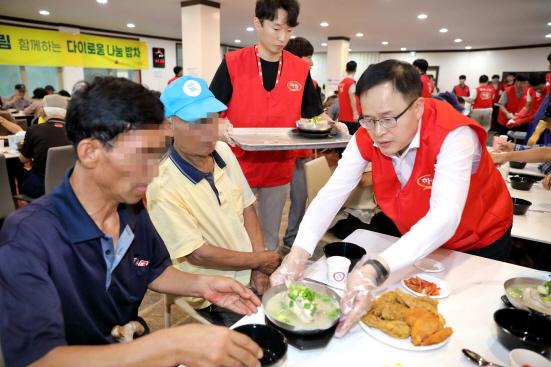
left=19, top=94, right=72, bottom=198
left=147, top=76, right=281, bottom=326
left=0, top=76, right=263, bottom=367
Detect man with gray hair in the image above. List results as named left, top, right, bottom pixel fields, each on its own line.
left=19, top=94, right=71, bottom=198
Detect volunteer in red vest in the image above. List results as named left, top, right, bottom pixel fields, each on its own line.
left=452, top=75, right=470, bottom=97
left=338, top=60, right=363, bottom=134
left=490, top=74, right=504, bottom=130
left=496, top=73, right=529, bottom=135
left=507, top=72, right=549, bottom=129
left=412, top=58, right=433, bottom=98
left=468, top=75, right=495, bottom=131
left=271, top=60, right=512, bottom=336
left=167, top=66, right=183, bottom=85
left=209, top=0, right=327, bottom=251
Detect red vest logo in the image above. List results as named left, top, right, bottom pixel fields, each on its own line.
left=416, top=174, right=433, bottom=190
left=287, top=81, right=302, bottom=92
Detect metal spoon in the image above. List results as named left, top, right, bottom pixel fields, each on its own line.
left=462, top=349, right=505, bottom=367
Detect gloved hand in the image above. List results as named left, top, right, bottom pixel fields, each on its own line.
left=336, top=259, right=387, bottom=337
left=269, top=246, right=310, bottom=286
left=332, top=121, right=350, bottom=136
left=218, top=118, right=236, bottom=147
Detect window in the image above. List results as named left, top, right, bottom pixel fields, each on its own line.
left=83, top=68, right=140, bottom=83
left=25, top=66, right=62, bottom=93
left=0, top=65, right=22, bottom=97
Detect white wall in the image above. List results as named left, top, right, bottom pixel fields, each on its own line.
left=379, top=46, right=551, bottom=92
left=139, top=37, right=178, bottom=92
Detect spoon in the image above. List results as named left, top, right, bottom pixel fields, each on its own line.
left=462, top=349, right=505, bottom=367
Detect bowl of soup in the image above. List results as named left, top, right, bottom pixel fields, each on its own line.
left=262, top=281, right=341, bottom=335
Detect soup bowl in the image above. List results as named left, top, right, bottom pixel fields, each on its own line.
left=262, top=281, right=341, bottom=336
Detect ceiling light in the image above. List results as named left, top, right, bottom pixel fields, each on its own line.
left=96, top=0, right=108, bottom=4
left=546, top=34, right=551, bottom=38
left=320, top=21, right=329, bottom=27
left=39, top=10, right=50, bottom=15
left=381, top=41, right=389, bottom=45
left=417, top=14, right=428, bottom=20
left=439, top=28, right=448, bottom=33
left=246, top=26, right=254, bottom=32
left=400, top=47, right=407, bottom=51
left=321, top=42, right=327, bottom=47
left=465, top=45, right=472, bottom=50
left=234, top=39, right=241, bottom=44
left=348, top=48, right=352, bottom=52
left=126, top=23, right=136, bottom=28
left=290, top=35, right=296, bottom=39
left=355, top=32, right=364, bottom=37
left=454, top=38, right=462, bottom=43
left=547, top=22, right=551, bottom=26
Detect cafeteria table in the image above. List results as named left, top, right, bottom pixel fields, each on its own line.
left=233, top=229, right=550, bottom=367
left=229, top=128, right=351, bottom=151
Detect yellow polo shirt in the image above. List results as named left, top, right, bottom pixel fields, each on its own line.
left=147, top=142, right=256, bottom=308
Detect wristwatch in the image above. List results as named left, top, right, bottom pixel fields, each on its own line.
left=365, top=258, right=389, bottom=286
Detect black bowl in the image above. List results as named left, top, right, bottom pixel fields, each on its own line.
left=509, top=161, right=527, bottom=169
left=234, top=324, right=287, bottom=366
left=510, top=176, right=535, bottom=191
left=512, top=197, right=532, bottom=215
left=494, top=308, right=551, bottom=357
left=323, top=242, right=367, bottom=272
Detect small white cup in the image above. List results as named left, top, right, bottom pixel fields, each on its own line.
left=509, top=348, right=551, bottom=367
left=7, top=135, right=17, bottom=150
left=326, top=256, right=351, bottom=286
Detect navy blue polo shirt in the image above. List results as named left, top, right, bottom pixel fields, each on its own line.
left=0, top=170, right=171, bottom=367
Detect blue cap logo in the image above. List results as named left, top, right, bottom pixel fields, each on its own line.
left=161, top=75, right=226, bottom=122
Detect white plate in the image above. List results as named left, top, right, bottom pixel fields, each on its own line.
left=401, top=273, right=451, bottom=299
left=359, top=320, right=451, bottom=351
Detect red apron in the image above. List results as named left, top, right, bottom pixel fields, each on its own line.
left=497, top=85, right=527, bottom=125
left=453, top=84, right=470, bottom=97
left=225, top=46, right=310, bottom=187
left=355, top=99, right=512, bottom=252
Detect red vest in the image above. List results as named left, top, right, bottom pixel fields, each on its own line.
left=527, top=87, right=548, bottom=115
left=497, top=86, right=527, bottom=125
left=225, top=46, right=310, bottom=187
left=420, top=74, right=433, bottom=98
left=453, top=84, right=470, bottom=97
left=338, top=77, right=356, bottom=122
left=472, top=85, right=495, bottom=109
left=355, top=99, right=512, bottom=252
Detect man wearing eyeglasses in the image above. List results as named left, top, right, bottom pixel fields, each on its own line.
left=271, top=59, right=512, bottom=337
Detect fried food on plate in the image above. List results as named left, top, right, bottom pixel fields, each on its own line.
left=362, top=314, right=410, bottom=339
left=361, top=289, right=453, bottom=346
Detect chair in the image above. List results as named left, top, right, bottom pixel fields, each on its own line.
left=0, top=154, right=16, bottom=221
left=44, top=145, right=75, bottom=194
left=304, top=156, right=332, bottom=201
left=303, top=156, right=339, bottom=245
left=164, top=294, right=211, bottom=327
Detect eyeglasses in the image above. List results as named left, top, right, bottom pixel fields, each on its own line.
left=359, top=98, right=418, bottom=130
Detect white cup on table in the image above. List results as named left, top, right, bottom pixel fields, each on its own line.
left=7, top=135, right=17, bottom=150
left=326, top=256, right=351, bottom=287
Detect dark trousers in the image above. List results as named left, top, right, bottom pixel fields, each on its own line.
left=466, top=226, right=512, bottom=262
left=20, top=170, right=45, bottom=199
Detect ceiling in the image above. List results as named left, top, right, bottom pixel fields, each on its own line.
left=2, top=0, right=551, bottom=52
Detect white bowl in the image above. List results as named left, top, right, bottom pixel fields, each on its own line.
left=509, top=348, right=551, bottom=367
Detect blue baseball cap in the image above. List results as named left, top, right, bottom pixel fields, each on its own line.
left=160, top=75, right=227, bottom=122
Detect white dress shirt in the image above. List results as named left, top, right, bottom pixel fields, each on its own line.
left=294, top=122, right=482, bottom=272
